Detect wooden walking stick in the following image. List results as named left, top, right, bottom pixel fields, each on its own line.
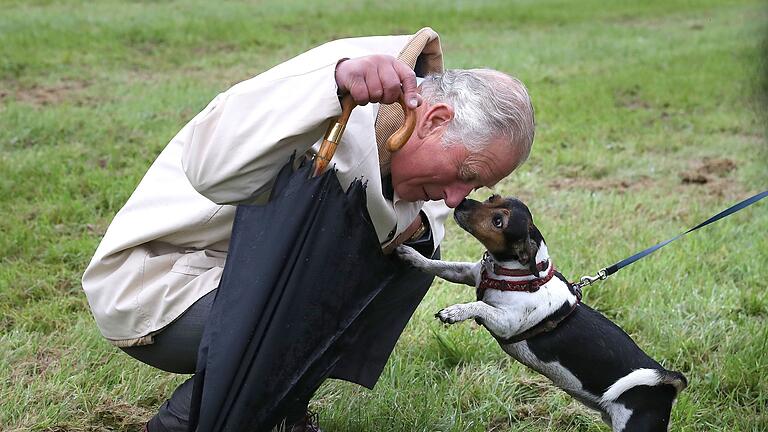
left=312, top=94, right=416, bottom=178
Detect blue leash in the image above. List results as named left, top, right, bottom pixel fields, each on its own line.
left=572, top=190, right=768, bottom=290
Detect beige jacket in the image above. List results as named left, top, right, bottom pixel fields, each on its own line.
left=82, top=28, right=451, bottom=347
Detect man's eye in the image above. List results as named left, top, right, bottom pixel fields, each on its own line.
left=492, top=215, right=504, bottom=228
left=459, top=164, right=478, bottom=182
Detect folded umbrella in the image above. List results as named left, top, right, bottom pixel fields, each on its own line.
left=189, top=96, right=416, bottom=431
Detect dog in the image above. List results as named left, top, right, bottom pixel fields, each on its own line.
left=397, top=195, right=687, bottom=432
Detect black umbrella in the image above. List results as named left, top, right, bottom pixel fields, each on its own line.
left=188, top=96, right=419, bottom=431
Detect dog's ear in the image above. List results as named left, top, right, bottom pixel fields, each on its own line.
left=523, top=237, right=540, bottom=275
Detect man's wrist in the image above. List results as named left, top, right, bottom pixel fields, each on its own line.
left=334, top=58, right=350, bottom=97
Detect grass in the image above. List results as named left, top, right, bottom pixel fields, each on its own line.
left=1, top=0, right=767, bottom=430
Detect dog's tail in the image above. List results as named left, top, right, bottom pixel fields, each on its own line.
left=600, top=368, right=688, bottom=405
left=658, top=369, right=688, bottom=395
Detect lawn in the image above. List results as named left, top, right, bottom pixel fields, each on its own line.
left=1, top=0, right=766, bottom=431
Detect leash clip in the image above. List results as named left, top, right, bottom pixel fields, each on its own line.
left=573, top=268, right=608, bottom=290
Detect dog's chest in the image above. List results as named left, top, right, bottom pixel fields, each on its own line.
left=479, top=278, right=575, bottom=337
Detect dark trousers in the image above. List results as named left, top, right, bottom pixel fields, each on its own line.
left=121, top=246, right=438, bottom=432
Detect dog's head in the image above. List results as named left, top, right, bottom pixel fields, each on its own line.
left=453, top=195, right=545, bottom=273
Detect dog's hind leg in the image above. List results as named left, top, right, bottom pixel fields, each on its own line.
left=612, top=385, right=676, bottom=432
left=601, top=370, right=681, bottom=432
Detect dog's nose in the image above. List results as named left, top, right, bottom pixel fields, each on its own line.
left=456, top=198, right=469, bottom=210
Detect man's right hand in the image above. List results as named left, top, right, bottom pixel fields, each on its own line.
left=334, top=55, right=422, bottom=109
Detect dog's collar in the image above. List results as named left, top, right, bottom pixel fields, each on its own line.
left=477, top=252, right=555, bottom=296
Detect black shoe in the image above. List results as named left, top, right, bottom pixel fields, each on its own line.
left=286, top=410, right=322, bottom=432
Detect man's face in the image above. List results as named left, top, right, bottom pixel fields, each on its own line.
left=389, top=131, right=521, bottom=208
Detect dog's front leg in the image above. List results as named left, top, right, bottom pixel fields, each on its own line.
left=436, top=301, right=511, bottom=335
left=396, top=245, right=479, bottom=286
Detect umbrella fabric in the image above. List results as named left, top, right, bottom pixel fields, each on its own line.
left=188, top=156, right=414, bottom=431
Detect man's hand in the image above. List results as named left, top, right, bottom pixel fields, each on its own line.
left=335, top=55, right=421, bottom=109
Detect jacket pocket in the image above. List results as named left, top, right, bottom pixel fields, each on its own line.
left=170, top=249, right=227, bottom=276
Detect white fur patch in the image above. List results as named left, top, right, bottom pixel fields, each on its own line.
left=600, top=368, right=662, bottom=404
left=605, top=402, right=633, bottom=432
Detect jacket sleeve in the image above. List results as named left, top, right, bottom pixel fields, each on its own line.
left=181, top=47, right=349, bottom=204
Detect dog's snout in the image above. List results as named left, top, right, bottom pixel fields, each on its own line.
left=456, top=198, right=478, bottom=211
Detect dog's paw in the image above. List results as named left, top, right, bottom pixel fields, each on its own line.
left=395, top=245, right=426, bottom=268
left=435, top=305, right=469, bottom=324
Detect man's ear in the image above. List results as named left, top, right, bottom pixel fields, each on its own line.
left=416, top=103, right=454, bottom=139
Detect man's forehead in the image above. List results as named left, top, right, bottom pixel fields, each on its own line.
left=466, top=142, right=521, bottom=186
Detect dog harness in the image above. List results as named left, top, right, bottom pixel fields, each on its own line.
left=478, top=252, right=583, bottom=344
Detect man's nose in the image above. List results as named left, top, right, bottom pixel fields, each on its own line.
left=444, top=183, right=475, bottom=208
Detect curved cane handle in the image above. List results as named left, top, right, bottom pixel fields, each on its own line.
left=385, top=97, right=416, bottom=152
left=312, top=94, right=416, bottom=177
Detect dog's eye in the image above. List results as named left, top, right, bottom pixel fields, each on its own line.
left=492, top=215, right=504, bottom=228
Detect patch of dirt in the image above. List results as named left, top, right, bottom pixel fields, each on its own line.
left=548, top=158, right=744, bottom=200
left=90, top=400, right=151, bottom=432
left=549, top=176, right=656, bottom=193
left=677, top=157, right=745, bottom=200
left=512, top=402, right=550, bottom=421
left=2, top=79, right=93, bottom=107
left=615, top=15, right=708, bottom=31
left=192, top=41, right=240, bottom=56
left=679, top=157, right=737, bottom=184
left=31, top=348, right=60, bottom=375
left=9, top=348, right=63, bottom=385
left=615, top=85, right=652, bottom=111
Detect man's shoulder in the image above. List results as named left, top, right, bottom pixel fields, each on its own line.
left=305, top=31, right=425, bottom=62
left=326, top=33, right=413, bottom=53
left=325, top=27, right=439, bottom=57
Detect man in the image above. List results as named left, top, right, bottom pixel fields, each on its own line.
left=82, top=28, right=534, bottom=431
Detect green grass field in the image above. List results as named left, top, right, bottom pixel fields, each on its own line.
left=1, top=0, right=767, bottom=430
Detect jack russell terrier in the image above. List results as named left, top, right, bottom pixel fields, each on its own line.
left=397, top=195, right=687, bottom=432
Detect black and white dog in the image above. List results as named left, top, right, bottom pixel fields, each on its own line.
left=397, top=195, right=687, bottom=432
